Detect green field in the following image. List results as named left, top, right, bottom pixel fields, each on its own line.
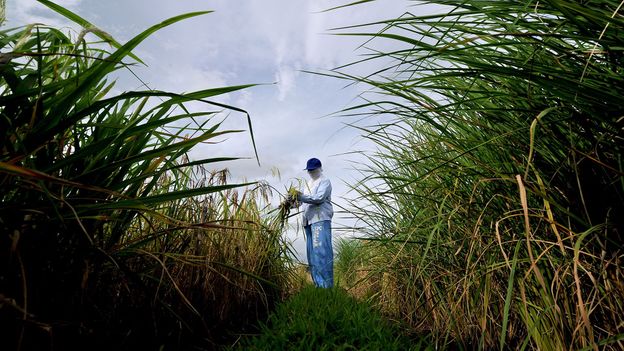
left=1, top=1, right=622, bottom=350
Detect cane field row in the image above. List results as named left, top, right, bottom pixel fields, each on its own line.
left=1, top=0, right=622, bottom=350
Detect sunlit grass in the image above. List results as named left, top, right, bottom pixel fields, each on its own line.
left=233, top=285, right=426, bottom=351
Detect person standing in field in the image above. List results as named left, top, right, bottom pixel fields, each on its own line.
left=293, top=158, right=334, bottom=288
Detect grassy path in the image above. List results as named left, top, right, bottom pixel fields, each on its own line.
left=233, top=285, right=432, bottom=351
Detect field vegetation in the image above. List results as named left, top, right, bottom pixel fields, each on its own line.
left=2, top=0, right=624, bottom=350
left=334, top=0, right=624, bottom=349
left=234, top=285, right=422, bottom=351
left=0, top=2, right=292, bottom=350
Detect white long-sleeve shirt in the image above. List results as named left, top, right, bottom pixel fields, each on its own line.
left=299, top=175, right=333, bottom=226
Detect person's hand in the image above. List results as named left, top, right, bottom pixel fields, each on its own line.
left=293, top=190, right=302, bottom=200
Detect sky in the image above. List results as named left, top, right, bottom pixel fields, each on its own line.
left=4, top=0, right=422, bottom=260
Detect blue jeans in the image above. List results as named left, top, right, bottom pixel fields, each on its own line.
left=304, top=220, right=333, bottom=288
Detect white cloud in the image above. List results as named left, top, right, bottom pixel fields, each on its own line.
left=275, top=64, right=299, bottom=101
left=167, top=66, right=229, bottom=93
left=234, top=89, right=253, bottom=108
left=7, top=0, right=82, bottom=28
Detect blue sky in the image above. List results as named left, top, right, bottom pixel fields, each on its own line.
left=5, top=0, right=420, bottom=260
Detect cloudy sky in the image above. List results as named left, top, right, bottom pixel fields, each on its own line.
left=5, top=0, right=425, bottom=259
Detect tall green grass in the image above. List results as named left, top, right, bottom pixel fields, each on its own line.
left=0, top=1, right=5, bottom=25
left=336, top=0, right=624, bottom=349
left=0, top=3, right=291, bottom=349
left=334, top=238, right=364, bottom=287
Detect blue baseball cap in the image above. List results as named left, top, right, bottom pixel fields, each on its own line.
left=304, top=158, right=322, bottom=170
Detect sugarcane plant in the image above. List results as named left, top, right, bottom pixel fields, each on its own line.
left=277, top=185, right=302, bottom=229
left=0, top=0, right=5, bottom=25
left=333, top=0, right=624, bottom=350
left=0, top=1, right=290, bottom=349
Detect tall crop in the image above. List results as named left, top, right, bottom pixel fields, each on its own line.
left=337, top=1, right=624, bottom=349
left=0, top=3, right=289, bottom=349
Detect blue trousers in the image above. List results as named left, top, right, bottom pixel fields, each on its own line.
left=304, top=220, right=333, bottom=288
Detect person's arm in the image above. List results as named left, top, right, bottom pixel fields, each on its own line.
left=298, top=179, right=331, bottom=205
